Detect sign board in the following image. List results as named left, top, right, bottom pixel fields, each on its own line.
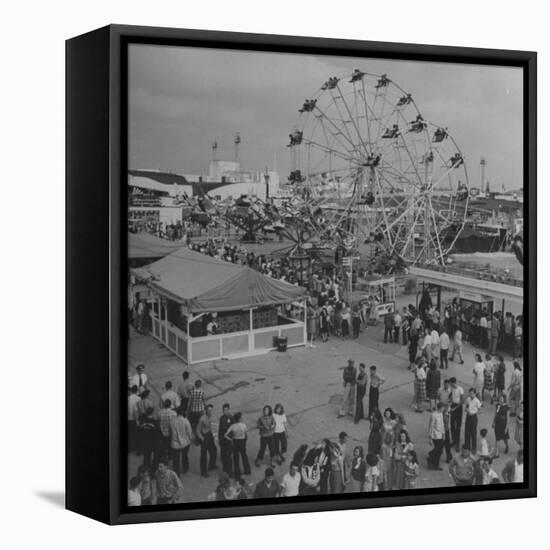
left=376, top=301, right=395, bottom=316
left=459, top=291, right=492, bottom=303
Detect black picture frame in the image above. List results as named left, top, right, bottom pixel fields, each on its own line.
left=66, top=24, right=537, bottom=525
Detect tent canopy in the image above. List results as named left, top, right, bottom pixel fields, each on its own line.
left=132, top=247, right=307, bottom=312
left=129, top=232, right=185, bottom=260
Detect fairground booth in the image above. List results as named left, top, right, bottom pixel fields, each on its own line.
left=131, top=247, right=308, bottom=364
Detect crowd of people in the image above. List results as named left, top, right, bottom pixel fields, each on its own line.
left=128, top=367, right=301, bottom=505
left=325, top=299, right=525, bottom=494
left=127, top=235, right=525, bottom=506
left=128, top=333, right=524, bottom=506
left=332, top=355, right=523, bottom=488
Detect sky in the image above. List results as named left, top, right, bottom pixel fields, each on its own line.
left=128, top=44, right=523, bottom=191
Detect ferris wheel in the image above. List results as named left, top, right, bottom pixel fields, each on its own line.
left=287, top=70, right=470, bottom=266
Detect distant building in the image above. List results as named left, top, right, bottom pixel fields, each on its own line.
left=181, top=160, right=281, bottom=200
left=127, top=161, right=282, bottom=229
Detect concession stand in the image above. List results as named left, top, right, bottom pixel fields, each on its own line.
left=131, top=247, right=307, bottom=364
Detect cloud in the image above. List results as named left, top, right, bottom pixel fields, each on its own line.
left=129, top=44, right=523, bottom=189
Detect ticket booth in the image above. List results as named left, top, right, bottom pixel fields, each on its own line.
left=458, top=291, right=494, bottom=318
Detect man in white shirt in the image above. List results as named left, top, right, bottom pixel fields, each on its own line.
left=427, top=402, right=445, bottom=470
left=439, top=329, right=450, bottom=369
left=129, top=364, right=148, bottom=395
left=502, top=450, right=524, bottom=483
left=128, top=385, right=141, bottom=451
left=280, top=463, right=301, bottom=497
left=479, top=313, right=488, bottom=348
left=128, top=476, right=142, bottom=506
left=393, top=311, right=402, bottom=343
left=422, top=328, right=433, bottom=362
left=464, top=388, right=482, bottom=454
left=128, top=385, right=141, bottom=422
left=206, top=319, right=218, bottom=335
left=481, top=458, right=499, bottom=485
left=430, top=328, right=440, bottom=362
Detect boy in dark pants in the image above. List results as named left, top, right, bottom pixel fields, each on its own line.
left=196, top=404, right=217, bottom=477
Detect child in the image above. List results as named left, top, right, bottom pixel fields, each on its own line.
left=364, top=453, right=381, bottom=492
left=481, top=457, right=499, bottom=485
left=273, top=403, right=288, bottom=465
left=404, top=450, right=419, bottom=489
left=137, top=464, right=153, bottom=505
left=128, top=476, right=142, bottom=506
left=478, top=428, right=491, bottom=459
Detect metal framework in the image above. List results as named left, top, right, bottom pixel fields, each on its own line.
left=287, top=70, right=470, bottom=265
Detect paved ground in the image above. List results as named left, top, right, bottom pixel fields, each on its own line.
left=128, top=297, right=522, bottom=503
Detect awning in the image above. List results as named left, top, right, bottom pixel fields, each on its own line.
left=128, top=232, right=185, bottom=260
left=132, top=247, right=307, bottom=312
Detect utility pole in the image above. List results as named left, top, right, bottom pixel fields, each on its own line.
left=234, top=132, right=241, bottom=163
left=211, top=140, right=218, bottom=161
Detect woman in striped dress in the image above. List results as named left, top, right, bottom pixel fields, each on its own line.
left=412, top=361, right=427, bottom=412
left=380, top=409, right=396, bottom=490
left=393, top=430, right=414, bottom=490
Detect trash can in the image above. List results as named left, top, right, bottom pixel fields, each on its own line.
left=277, top=336, right=288, bottom=352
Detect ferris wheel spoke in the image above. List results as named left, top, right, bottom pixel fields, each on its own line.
left=378, top=161, right=421, bottom=191
left=376, top=168, right=410, bottom=195
left=428, top=195, right=446, bottom=263
left=356, top=81, right=373, bottom=151
left=314, top=115, right=357, bottom=163
left=428, top=140, right=461, bottom=189
left=373, top=170, right=396, bottom=248
left=429, top=160, right=459, bottom=191
left=327, top=89, right=363, bottom=156
left=302, top=138, right=357, bottom=164
left=372, top=86, right=392, bottom=146
left=395, top=197, right=425, bottom=259
left=313, top=105, right=359, bottom=157
left=307, top=166, right=356, bottom=179
left=382, top=198, right=424, bottom=245
left=333, top=84, right=371, bottom=158
left=395, top=133, right=425, bottom=187
left=358, top=83, right=379, bottom=148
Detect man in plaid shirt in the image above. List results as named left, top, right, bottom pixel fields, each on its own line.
left=158, top=398, right=176, bottom=454
left=187, top=379, right=206, bottom=433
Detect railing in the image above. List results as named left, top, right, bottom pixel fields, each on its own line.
left=416, top=263, right=523, bottom=288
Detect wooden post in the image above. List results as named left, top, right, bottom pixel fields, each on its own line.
left=157, top=294, right=162, bottom=340
left=163, top=299, right=169, bottom=345
left=303, top=300, right=307, bottom=346
left=249, top=308, right=254, bottom=353
left=186, top=312, right=191, bottom=364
